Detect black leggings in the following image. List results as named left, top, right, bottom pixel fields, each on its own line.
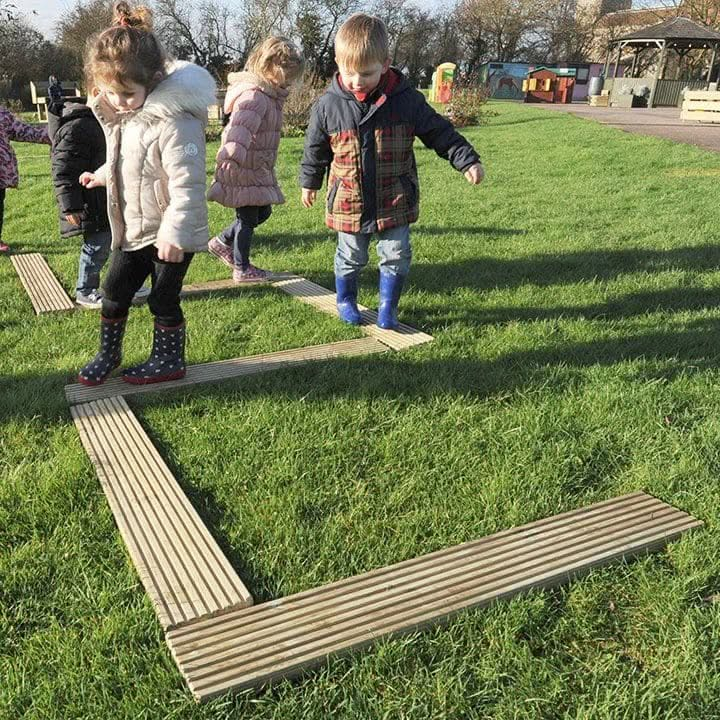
left=101, top=244, right=194, bottom=326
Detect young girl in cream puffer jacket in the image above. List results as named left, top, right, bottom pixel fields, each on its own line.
left=76, top=1, right=216, bottom=386
left=207, top=37, right=303, bottom=282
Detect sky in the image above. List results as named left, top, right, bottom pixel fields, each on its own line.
left=20, top=0, right=453, bottom=39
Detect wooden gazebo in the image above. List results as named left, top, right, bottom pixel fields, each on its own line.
left=604, top=16, right=720, bottom=107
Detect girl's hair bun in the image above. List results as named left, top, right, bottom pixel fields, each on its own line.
left=113, top=1, right=153, bottom=31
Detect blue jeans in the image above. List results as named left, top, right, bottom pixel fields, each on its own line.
left=218, top=205, right=272, bottom=269
left=335, top=225, right=412, bottom=278
left=76, top=230, right=111, bottom=294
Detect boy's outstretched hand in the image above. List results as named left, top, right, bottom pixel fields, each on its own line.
left=464, top=163, right=485, bottom=185
left=301, top=188, right=317, bottom=208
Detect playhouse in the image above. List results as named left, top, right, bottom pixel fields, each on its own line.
left=429, top=62, right=456, bottom=103
left=523, top=67, right=576, bottom=104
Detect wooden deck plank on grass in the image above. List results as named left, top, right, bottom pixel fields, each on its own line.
left=166, top=492, right=701, bottom=701
left=71, top=396, right=253, bottom=629
left=272, top=276, right=433, bottom=351
left=180, top=272, right=296, bottom=298
left=11, top=253, right=75, bottom=314
left=65, top=337, right=387, bottom=404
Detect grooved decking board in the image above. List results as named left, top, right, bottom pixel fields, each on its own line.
left=180, top=273, right=296, bottom=298
left=71, top=396, right=253, bottom=629
left=166, top=492, right=701, bottom=701
left=11, top=253, right=75, bottom=313
left=65, top=337, right=387, bottom=404
left=273, top=276, right=433, bottom=351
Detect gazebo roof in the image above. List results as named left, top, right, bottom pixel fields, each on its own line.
left=616, top=16, right=720, bottom=45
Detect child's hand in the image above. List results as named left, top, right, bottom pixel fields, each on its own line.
left=464, top=163, right=485, bottom=185
left=65, top=213, right=84, bottom=226
left=79, top=171, right=102, bottom=189
left=301, top=188, right=317, bottom=208
left=157, top=241, right=185, bottom=263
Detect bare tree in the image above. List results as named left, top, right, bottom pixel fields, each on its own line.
left=57, top=0, right=114, bottom=78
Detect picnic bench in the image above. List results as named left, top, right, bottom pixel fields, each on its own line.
left=29, top=80, right=82, bottom=121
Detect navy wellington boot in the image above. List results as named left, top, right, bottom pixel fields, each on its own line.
left=122, top=321, right=186, bottom=384
left=335, top=274, right=362, bottom=325
left=377, top=272, right=406, bottom=330
left=77, top=315, right=127, bottom=386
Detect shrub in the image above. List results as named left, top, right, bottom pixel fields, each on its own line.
left=282, top=76, right=325, bottom=137
left=445, top=84, right=496, bottom=128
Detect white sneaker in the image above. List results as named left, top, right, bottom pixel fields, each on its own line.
left=76, top=290, right=103, bottom=309
left=132, top=285, right=151, bottom=305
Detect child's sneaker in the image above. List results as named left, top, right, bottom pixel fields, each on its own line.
left=76, top=289, right=103, bottom=309
left=232, top=264, right=270, bottom=283
left=0, top=241, right=9, bottom=253
left=208, top=236, right=234, bottom=269
left=131, top=285, right=151, bottom=305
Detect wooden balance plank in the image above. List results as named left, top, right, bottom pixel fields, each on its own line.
left=273, top=276, right=433, bottom=351
left=166, top=491, right=701, bottom=701
left=65, top=337, right=387, bottom=405
left=11, top=253, right=75, bottom=314
left=180, top=272, right=296, bottom=298
left=71, top=396, right=253, bottom=629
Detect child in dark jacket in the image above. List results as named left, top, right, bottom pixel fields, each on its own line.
left=50, top=99, right=112, bottom=307
left=0, top=107, right=50, bottom=253
left=49, top=98, right=149, bottom=308
left=300, top=13, right=484, bottom=329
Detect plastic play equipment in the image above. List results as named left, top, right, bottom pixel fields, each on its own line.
left=429, top=62, right=456, bottom=103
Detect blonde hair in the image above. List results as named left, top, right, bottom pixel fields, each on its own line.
left=245, top=36, right=304, bottom=88
left=85, top=1, right=166, bottom=90
left=334, top=13, right=389, bottom=69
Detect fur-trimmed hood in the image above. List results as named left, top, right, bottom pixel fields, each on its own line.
left=92, top=60, right=216, bottom=126
left=223, top=71, right=288, bottom=114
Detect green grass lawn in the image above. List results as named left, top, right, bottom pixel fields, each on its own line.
left=3, top=101, right=720, bottom=718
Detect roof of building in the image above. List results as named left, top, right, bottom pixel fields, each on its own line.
left=616, top=16, right=720, bottom=43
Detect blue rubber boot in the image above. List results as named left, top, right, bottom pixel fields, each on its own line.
left=377, top=272, right=406, bottom=330
left=335, top=274, right=361, bottom=325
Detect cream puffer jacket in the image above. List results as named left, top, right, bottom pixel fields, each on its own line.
left=207, top=71, right=289, bottom=208
left=91, top=61, right=216, bottom=252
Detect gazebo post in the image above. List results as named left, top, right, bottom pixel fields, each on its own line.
left=630, top=46, right=641, bottom=78
left=648, top=40, right=666, bottom=108
left=709, top=42, right=718, bottom=85
left=613, top=43, right=623, bottom=79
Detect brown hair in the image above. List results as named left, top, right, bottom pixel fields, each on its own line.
left=334, top=13, right=389, bottom=70
left=85, top=1, right=166, bottom=90
left=245, top=36, right=304, bottom=88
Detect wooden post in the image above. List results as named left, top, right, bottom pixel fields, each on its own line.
left=630, top=47, right=640, bottom=78
left=613, top=43, right=623, bottom=79
left=709, top=43, right=718, bottom=85
left=648, top=41, right=665, bottom=108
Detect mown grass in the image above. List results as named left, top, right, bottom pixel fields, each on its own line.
left=3, top=101, right=720, bottom=718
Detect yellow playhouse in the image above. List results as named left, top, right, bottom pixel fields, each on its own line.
left=429, top=62, right=456, bottom=103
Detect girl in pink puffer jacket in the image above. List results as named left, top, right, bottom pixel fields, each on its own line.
left=0, top=108, right=50, bottom=252
left=207, top=37, right=303, bottom=282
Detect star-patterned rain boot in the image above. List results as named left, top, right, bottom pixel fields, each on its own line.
left=77, top=316, right=127, bottom=386
left=377, top=272, right=406, bottom=330
left=122, top=321, right=186, bottom=385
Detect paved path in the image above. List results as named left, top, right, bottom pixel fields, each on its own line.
left=535, top=104, right=720, bottom=153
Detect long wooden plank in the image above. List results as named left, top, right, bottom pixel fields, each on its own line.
left=273, top=276, right=433, bottom=351
left=684, top=90, right=720, bottom=101
left=11, top=253, right=75, bottom=313
left=65, top=337, right=387, bottom=404
left=181, top=272, right=296, bottom=298
left=681, top=109, right=720, bottom=123
left=166, top=492, right=701, bottom=701
left=72, top=396, right=253, bottom=629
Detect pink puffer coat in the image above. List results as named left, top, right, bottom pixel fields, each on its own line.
left=208, top=72, right=289, bottom=208
left=0, top=108, right=49, bottom=189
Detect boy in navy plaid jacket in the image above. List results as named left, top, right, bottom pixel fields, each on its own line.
left=300, top=13, right=484, bottom=329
